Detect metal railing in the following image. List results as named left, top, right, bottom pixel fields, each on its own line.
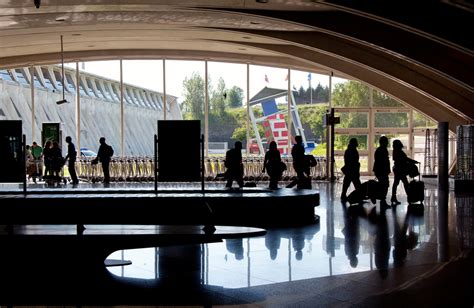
left=75, top=156, right=327, bottom=183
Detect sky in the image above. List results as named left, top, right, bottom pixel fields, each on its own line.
left=67, top=60, right=345, bottom=104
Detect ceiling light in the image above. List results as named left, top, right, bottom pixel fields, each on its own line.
left=55, top=17, right=67, bottom=22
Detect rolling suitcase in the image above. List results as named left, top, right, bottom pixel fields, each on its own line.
left=407, top=163, right=424, bottom=204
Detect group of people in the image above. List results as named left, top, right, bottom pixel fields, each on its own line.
left=340, top=136, right=419, bottom=206
left=24, top=136, right=114, bottom=186
left=25, top=140, right=67, bottom=181
left=224, top=135, right=314, bottom=190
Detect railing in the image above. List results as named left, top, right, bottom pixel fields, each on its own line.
left=75, top=156, right=328, bottom=183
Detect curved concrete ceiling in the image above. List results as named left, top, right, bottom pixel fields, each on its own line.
left=0, top=0, right=472, bottom=132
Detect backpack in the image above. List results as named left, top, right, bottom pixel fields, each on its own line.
left=106, top=145, right=114, bottom=157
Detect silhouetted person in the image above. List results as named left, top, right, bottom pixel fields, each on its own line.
left=286, top=135, right=308, bottom=189
left=31, top=141, right=43, bottom=178
left=25, top=144, right=35, bottom=182
left=265, top=229, right=281, bottom=260
left=92, top=137, right=114, bottom=184
left=340, top=138, right=361, bottom=202
left=43, top=140, right=52, bottom=177
left=225, top=238, right=244, bottom=260
left=49, top=141, right=63, bottom=178
left=65, top=136, right=79, bottom=185
left=263, top=141, right=283, bottom=190
left=225, top=141, right=244, bottom=189
left=373, top=136, right=391, bottom=208
left=391, top=139, right=418, bottom=205
left=342, top=203, right=361, bottom=268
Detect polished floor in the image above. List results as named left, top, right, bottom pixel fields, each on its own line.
left=0, top=179, right=473, bottom=306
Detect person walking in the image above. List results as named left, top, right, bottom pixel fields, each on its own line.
left=286, top=135, right=308, bottom=189
left=263, top=141, right=284, bottom=190
left=65, top=136, right=79, bottom=185
left=92, top=137, right=114, bottom=184
left=373, top=136, right=391, bottom=208
left=391, top=139, right=418, bottom=205
left=340, top=138, right=361, bottom=202
left=224, top=141, right=244, bottom=189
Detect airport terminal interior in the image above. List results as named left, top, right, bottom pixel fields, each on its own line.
left=0, top=1, right=473, bottom=307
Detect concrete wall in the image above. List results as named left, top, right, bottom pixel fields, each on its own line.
left=0, top=75, right=181, bottom=156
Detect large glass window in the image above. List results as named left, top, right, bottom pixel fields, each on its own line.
left=336, top=111, right=368, bottom=128
left=207, top=61, right=246, bottom=159
left=332, top=79, right=370, bottom=107
left=373, top=89, right=405, bottom=107
left=374, top=112, right=409, bottom=128
left=79, top=60, right=121, bottom=155
left=123, top=60, right=163, bottom=155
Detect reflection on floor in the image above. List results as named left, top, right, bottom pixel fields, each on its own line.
left=105, top=182, right=473, bottom=306
left=0, top=180, right=472, bottom=306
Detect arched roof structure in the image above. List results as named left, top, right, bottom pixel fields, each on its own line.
left=0, top=1, right=472, bottom=132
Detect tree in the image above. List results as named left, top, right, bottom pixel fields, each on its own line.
left=182, top=72, right=205, bottom=121
left=210, top=77, right=226, bottom=118
left=332, top=81, right=370, bottom=149
left=226, top=86, right=244, bottom=108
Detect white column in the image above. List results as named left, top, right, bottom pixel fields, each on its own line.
left=120, top=60, right=124, bottom=157
left=30, top=66, right=35, bottom=142
left=75, top=62, right=81, bottom=153
left=327, top=72, right=333, bottom=180
left=409, top=109, right=414, bottom=158
left=368, top=87, right=374, bottom=175
left=162, top=59, right=167, bottom=120
left=246, top=64, right=250, bottom=156
left=287, top=68, right=292, bottom=154
left=204, top=60, right=209, bottom=157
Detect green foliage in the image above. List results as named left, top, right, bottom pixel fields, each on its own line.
left=297, top=104, right=328, bottom=141
left=182, top=72, right=205, bottom=121
left=312, top=142, right=327, bottom=156
left=373, top=90, right=404, bottom=107
left=210, top=77, right=227, bottom=118
left=332, top=81, right=370, bottom=107
left=227, top=86, right=244, bottom=108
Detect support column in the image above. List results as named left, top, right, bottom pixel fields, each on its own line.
left=438, top=122, right=449, bottom=191
left=162, top=59, right=167, bottom=120
left=287, top=68, right=292, bottom=155
left=408, top=109, right=414, bottom=158
left=368, top=87, right=374, bottom=176
left=326, top=73, right=333, bottom=180
left=30, top=66, right=35, bottom=142
left=120, top=60, right=124, bottom=157
left=204, top=60, right=209, bottom=157
left=75, top=62, right=81, bottom=153
left=246, top=64, right=250, bottom=157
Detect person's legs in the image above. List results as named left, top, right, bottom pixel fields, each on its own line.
left=341, top=175, right=352, bottom=201
left=269, top=175, right=278, bottom=189
left=236, top=174, right=244, bottom=188
left=391, top=173, right=401, bottom=204
left=68, top=160, right=78, bottom=184
left=401, top=175, right=410, bottom=195
left=102, top=162, right=110, bottom=183
left=352, top=175, right=362, bottom=190
left=226, top=172, right=234, bottom=188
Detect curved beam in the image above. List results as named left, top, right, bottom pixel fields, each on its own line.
left=222, top=29, right=473, bottom=122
